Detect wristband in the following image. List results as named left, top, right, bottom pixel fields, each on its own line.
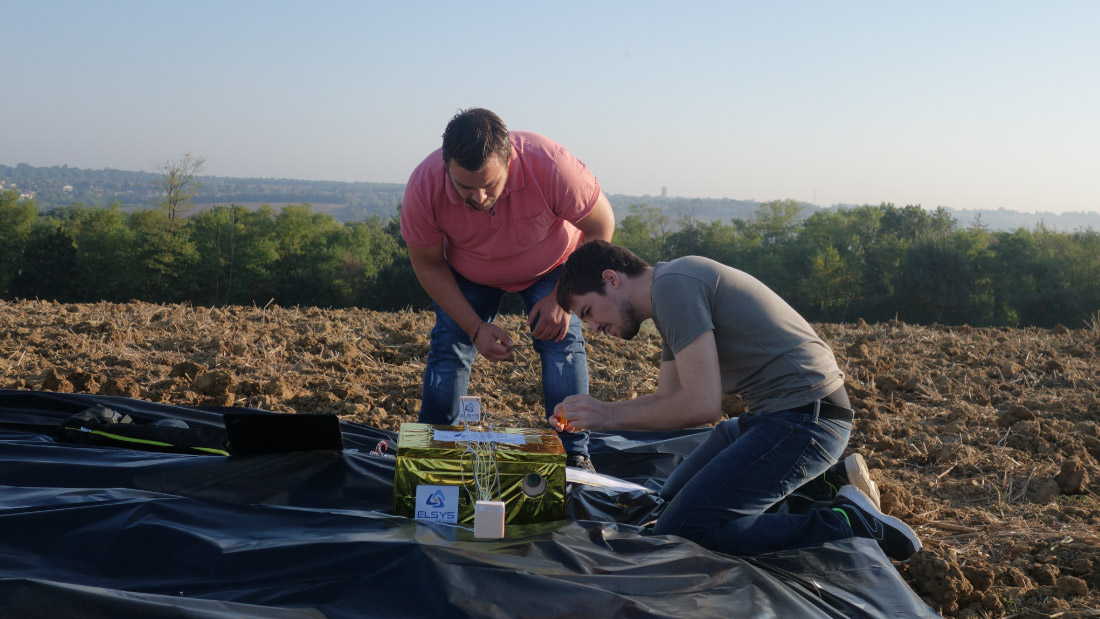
left=471, top=321, right=484, bottom=342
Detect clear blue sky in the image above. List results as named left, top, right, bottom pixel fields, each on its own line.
left=5, top=1, right=1098, bottom=213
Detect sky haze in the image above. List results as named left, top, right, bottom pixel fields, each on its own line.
left=4, top=1, right=1098, bottom=214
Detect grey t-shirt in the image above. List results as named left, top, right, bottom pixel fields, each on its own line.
left=651, top=256, right=844, bottom=414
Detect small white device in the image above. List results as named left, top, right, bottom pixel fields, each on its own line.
left=473, top=500, right=506, bottom=538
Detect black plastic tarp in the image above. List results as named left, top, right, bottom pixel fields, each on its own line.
left=0, top=390, right=936, bottom=618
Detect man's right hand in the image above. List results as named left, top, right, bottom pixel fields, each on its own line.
left=407, top=244, right=515, bottom=362
left=552, top=394, right=612, bottom=431
left=472, top=321, right=514, bottom=361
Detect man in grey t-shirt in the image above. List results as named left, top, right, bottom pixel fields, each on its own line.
left=552, top=240, right=921, bottom=561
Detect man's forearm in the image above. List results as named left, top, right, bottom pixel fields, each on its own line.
left=603, top=390, right=721, bottom=431
left=410, top=258, right=481, bottom=338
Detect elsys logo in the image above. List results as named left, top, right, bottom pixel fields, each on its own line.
left=415, top=485, right=459, bottom=523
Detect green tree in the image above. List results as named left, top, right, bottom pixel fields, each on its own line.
left=894, top=230, right=990, bottom=325
left=984, top=228, right=1032, bottom=325
left=726, top=200, right=805, bottom=296
left=1066, top=229, right=1100, bottom=327
left=879, top=204, right=955, bottom=243
left=685, top=219, right=740, bottom=266
left=852, top=204, right=957, bottom=322
left=191, top=205, right=246, bottom=305
left=190, top=204, right=285, bottom=305
left=798, top=245, right=860, bottom=321
left=271, top=204, right=343, bottom=306
left=748, top=199, right=805, bottom=247
left=371, top=211, right=431, bottom=310
left=128, top=209, right=199, bottom=302
left=191, top=205, right=240, bottom=305
left=67, top=203, right=135, bottom=301
left=612, top=203, right=671, bottom=264
left=9, top=221, right=78, bottom=300
left=789, top=208, right=872, bottom=319
left=332, top=217, right=402, bottom=307
left=1013, top=224, right=1092, bottom=327
left=232, top=207, right=284, bottom=305
left=0, top=190, right=38, bottom=296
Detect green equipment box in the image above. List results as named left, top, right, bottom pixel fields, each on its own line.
left=392, top=423, right=566, bottom=526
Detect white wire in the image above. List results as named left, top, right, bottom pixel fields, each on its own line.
left=458, top=414, right=502, bottom=505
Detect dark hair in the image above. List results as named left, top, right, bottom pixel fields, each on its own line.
left=441, top=108, right=511, bottom=171
left=556, top=241, right=650, bottom=309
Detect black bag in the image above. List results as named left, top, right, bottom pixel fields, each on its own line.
left=57, top=405, right=229, bottom=456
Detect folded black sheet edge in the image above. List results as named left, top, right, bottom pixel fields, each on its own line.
left=0, top=389, right=937, bottom=619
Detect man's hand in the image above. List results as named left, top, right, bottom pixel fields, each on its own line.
left=551, top=394, right=613, bottom=432
left=527, top=293, right=571, bottom=341
left=552, top=331, right=725, bottom=433
left=472, top=321, right=514, bottom=361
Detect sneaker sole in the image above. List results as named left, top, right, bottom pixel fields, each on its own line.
left=844, top=453, right=881, bottom=511
left=838, top=485, right=922, bottom=560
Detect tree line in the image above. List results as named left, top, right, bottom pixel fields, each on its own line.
left=2, top=190, right=1098, bottom=328
left=616, top=201, right=1100, bottom=328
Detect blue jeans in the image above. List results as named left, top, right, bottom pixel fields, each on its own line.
left=418, top=266, right=590, bottom=456
left=653, top=408, right=852, bottom=555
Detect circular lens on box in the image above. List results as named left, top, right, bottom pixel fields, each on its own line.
left=521, top=472, right=547, bottom=497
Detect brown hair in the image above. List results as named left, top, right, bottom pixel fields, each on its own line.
left=556, top=241, right=650, bottom=309
left=441, top=108, right=511, bottom=171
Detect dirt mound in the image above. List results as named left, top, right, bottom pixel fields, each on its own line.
left=2, top=299, right=1098, bottom=617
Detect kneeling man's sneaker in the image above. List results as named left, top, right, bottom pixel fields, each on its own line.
left=824, top=453, right=880, bottom=510
left=566, top=453, right=596, bottom=473
left=832, top=485, right=921, bottom=561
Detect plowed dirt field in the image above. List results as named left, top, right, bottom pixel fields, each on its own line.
left=2, top=299, right=1098, bottom=617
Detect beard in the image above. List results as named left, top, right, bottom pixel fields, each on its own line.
left=466, top=196, right=498, bottom=212
left=616, top=299, right=642, bottom=340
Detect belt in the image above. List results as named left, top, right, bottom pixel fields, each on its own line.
left=788, top=400, right=854, bottom=423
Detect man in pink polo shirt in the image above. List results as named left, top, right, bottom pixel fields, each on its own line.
left=401, top=108, right=615, bottom=471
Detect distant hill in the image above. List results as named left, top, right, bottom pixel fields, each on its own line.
left=3, top=163, right=1098, bottom=231
left=0, top=163, right=406, bottom=221
left=916, top=206, right=1100, bottom=233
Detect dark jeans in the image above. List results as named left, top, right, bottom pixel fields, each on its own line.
left=418, top=266, right=590, bottom=456
left=653, top=406, right=853, bottom=555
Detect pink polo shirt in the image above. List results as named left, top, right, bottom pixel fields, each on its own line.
left=400, top=131, right=601, bottom=292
